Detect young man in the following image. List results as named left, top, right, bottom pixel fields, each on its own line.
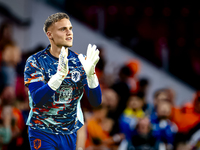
left=24, top=12, right=102, bottom=150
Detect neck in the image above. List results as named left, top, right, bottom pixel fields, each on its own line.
left=49, top=44, right=68, bottom=58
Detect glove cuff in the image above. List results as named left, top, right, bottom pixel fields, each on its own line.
left=87, top=74, right=99, bottom=88
left=48, top=73, right=65, bottom=91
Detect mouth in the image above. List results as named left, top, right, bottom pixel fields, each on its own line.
left=66, top=37, right=72, bottom=41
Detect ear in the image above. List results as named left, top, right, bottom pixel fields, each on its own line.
left=46, top=31, right=53, bottom=40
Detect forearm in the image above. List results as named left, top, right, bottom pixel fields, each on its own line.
left=28, top=81, right=55, bottom=106
left=84, top=83, right=102, bottom=107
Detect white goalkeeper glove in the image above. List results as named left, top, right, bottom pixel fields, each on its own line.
left=78, top=44, right=100, bottom=88
left=48, top=47, right=68, bottom=91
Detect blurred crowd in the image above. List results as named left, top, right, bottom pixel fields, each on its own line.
left=0, top=20, right=29, bottom=150
left=65, top=0, right=200, bottom=91
left=0, top=19, right=200, bottom=150
left=80, top=49, right=200, bottom=150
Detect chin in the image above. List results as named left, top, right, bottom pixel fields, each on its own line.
left=63, top=43, right=73, bottom=47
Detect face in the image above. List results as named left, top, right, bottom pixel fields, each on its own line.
left=2, top=45, right=21, bottom=66
left=128, top=96, right=144, bottom=110
left=154, top=92, right=169, bottom=106
left=137, top=117, right=150, bottom=134
left=47, top=18, right=73, bottom=48
left=157, top=101, right=171, bottom=118
left=94, top=108, right=108, bottom=121
left=102, top=89, right=119, bottom=110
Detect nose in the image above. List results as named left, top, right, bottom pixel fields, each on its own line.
left=66, top=29, right=72, bottom=35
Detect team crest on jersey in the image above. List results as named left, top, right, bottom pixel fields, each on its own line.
left=33, top=139, right=41, bottom=149
left=71, top=71, right=80, bottom=82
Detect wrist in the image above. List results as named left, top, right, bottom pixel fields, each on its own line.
left=48, top=73, right=65, bottom=91
left=87, top=74, right=99, bottom=88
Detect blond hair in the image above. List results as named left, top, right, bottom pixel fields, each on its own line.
left=43, top=12, right=70, bottom=33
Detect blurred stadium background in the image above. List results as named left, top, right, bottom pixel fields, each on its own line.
left=1, top=0, right=200, bottom=150
left=0, top=0, right=196, bottom=105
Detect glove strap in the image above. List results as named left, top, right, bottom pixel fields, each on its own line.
left=87, top=74, right=99, bottom=88
left=48, top=73, right=65, bottom=91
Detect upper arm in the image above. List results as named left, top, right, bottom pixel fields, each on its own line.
left=24, top=56, right=44, bottom=87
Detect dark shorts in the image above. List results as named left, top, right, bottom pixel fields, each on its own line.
left=28, top=127, right=77, bottom=150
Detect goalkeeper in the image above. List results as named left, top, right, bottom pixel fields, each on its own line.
left=24, top=12, right=101, bottom=150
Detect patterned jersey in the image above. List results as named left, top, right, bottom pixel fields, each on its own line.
left=24, top=45, right=87, bottom=135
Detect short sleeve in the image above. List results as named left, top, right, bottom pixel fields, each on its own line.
left=24, top=55, right=44, bottom=87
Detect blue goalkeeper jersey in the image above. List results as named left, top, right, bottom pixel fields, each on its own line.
left=24, top=45, right=87, bottom=135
